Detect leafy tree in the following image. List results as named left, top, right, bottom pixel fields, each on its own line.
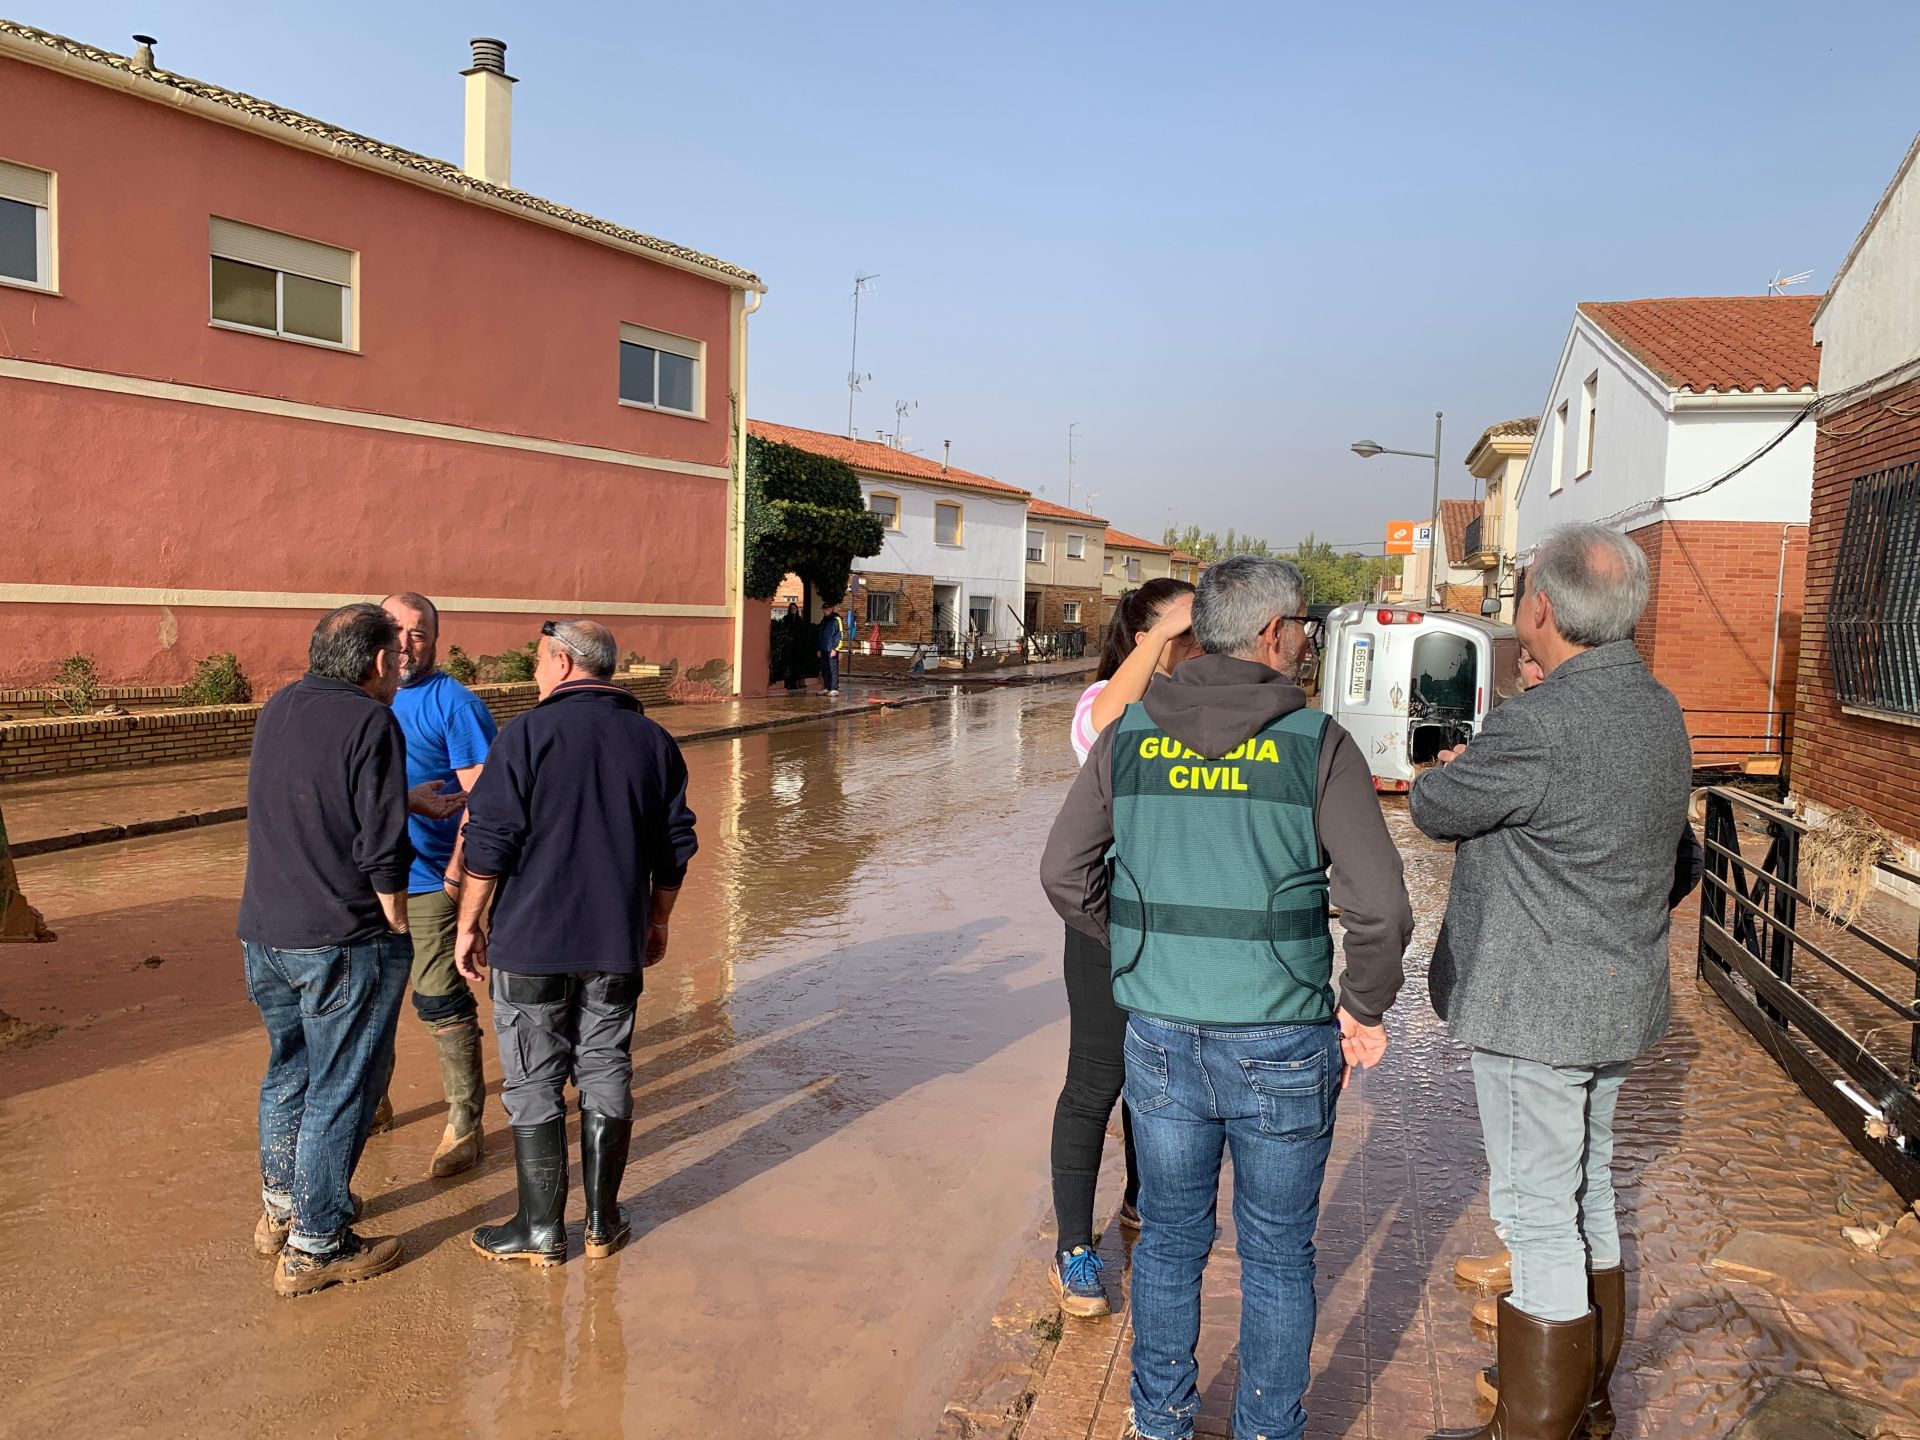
left=744, top=437, right=885, bottom=607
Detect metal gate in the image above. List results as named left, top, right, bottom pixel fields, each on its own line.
left=1698, top=786, right=1920, bottom=1202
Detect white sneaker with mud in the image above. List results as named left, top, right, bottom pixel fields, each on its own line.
left=272, top=1229, right=402, bottom=1297
left=1051, top=1246, right=1110, bottom=1318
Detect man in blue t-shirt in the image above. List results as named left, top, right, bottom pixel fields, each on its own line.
left=380, top=592, right=499, bottom=1178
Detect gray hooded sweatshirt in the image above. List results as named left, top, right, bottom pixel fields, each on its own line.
left=1039, top=652, right=1413, bottom=1026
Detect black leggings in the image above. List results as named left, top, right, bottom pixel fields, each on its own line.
left=1050, top=923, right=1139, bottom=1252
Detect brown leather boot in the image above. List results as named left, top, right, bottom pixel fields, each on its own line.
left=1477, top=1266, right=1626, bottom=1435
left=427, top=1018, right=486, bottom=1178
left=1430, top=1297, right=1593, bottom=1440
left=1454, top=1246, right=1513, bottom=1292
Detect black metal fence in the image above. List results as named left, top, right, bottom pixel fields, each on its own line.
left=1698, top=786, right=1920, bottom=1202
left=1684, top=708, right=1789, bottom=787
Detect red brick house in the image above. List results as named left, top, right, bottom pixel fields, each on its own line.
left=1790, top=133, right=1920, bottom=892
left=1514, top=297, right=1821, bottom=763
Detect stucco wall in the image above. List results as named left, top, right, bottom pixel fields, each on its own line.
left=1814, top=142, right=1920, bottom=396
left=1024, top=517, right=1104, bottom=590
left=853, top=477, right=1026, bottom=641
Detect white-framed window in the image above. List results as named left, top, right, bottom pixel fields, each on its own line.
left=1063, top=601, right=1081, bottom=624
left=1550, top=402, right=1569, bottom=495
left=936, top=501, right=964, bottom=547
left=868, top=492, right=900, bottom=529
left=1066, top=533, right=1086, bottom=560
left=209, top=218, right=353, bottom=348
left=1026, top=529, right=1045, bottom=563
left=620, top=322, right=703, bottom=416
left=1577, top=373, right=1598, bottom=477
left=1125, top=556, right=1142, bottom=582
left=0, top=159, right=52, bottom=291
left=866, top=591, right=896, bottom=626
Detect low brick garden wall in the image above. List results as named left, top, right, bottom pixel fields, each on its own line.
left=0, top=669, right=672, bottom=781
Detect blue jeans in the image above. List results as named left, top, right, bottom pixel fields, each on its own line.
left=820, top=650, right=840, bottom=691
left=244, top=933, right=409, bottom=1254
left=1471, top=1049, right=1630, bottom=1321
left=1123, top=1015, right=1343, bottom=1440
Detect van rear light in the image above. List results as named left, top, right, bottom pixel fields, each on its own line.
left=1477, top=686, right=1483, bottom=714
left=1374, top=609, right=1424, bottom=626
left=1377, top=609, right=1393, bottom=625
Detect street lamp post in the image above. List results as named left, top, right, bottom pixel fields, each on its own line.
left=1351, top=411, right=1444, bottom=606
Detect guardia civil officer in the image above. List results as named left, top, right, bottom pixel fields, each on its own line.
left=1040, top=555, right=1411, bottom=1440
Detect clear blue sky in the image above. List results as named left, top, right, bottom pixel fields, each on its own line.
left=48, top=0, right=1920, bottom=549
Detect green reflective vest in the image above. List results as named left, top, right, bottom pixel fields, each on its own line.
left=1105, top=702, right=1335, bottom=1026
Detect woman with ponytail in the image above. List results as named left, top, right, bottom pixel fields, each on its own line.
left=1050, top=578, right=1199, bottom=1317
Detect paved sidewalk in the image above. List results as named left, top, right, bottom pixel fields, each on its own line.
left=0, top=689, right=941, bottom=856
left=1011, top=808, right=1920, bottom=1440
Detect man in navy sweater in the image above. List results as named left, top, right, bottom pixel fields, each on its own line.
left=238, top=603, right=413, bottom=1298
left=454, top=619, right=698, bottom=1264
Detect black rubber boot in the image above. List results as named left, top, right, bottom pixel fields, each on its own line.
left=472, top=1119, right=568, bottom=1266
left=581, top=1110, right=633, bottom=1259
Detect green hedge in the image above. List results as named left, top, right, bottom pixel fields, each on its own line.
left=744, top=436, right=884, bottom=606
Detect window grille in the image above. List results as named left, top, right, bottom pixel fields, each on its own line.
left=1827, top=461, right=1920, bottom=716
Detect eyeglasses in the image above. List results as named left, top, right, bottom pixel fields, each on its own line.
left=540, top=620, right=560, bottom=638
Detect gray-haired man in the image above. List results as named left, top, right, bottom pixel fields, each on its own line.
left=454, top=620, right=698, bottom=1265
left=1413, top=524, right=1697, bottom=1440
left=1042, top=556, right=1412, bottom=1440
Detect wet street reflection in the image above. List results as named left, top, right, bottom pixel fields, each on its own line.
left=0, top=689, right=1084, bottom=1439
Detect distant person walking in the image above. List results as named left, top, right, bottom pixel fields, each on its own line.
left=1412, top=524, right=1697, bottom=1440
left=780, top=601, right=805, bottom=691
left=1047, top=578, right=1198, bottom=1318
left=455, top=619, right=698, bottom=1264
left=819, top=604, right=845, bottom=696
left=237, top=604, right=413, bottom=1297
left=1043, top=557, right=1412, bottom=1440
left=377, top=592, right=497, bottom=1178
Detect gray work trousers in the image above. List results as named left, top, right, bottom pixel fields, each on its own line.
left=490, top=969, right=640, bottom=1126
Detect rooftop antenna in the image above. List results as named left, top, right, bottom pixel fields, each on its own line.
left=890, top=399, right=919, bottom=451
left=1768, top=269, right=1813, bottom=296
left=847, top=272, right=879, bottom=437
left=1067, top=422, right=1081, bottom=510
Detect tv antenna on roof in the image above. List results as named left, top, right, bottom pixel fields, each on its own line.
left=847, top=272, right=879, bottom=436
left=887, top=399, right=919, bottom=451
left=1768, top=269, right=1814, bottom=296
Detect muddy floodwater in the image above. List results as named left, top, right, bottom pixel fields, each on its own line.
left=3, top=685, right=1918, bottom=1439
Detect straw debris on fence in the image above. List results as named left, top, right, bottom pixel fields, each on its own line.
left=1798, top=806, right=1895, bottom=929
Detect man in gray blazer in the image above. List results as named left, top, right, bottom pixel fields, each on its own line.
left=1412, top=523, right=1695, bottom=1440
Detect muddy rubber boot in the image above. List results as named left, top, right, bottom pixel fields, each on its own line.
left=1430, top=1297, right=1594, bottom=1440
left=581, top=1110, right=633, bottom=1259
left=1454, top=1246, right=1513, bottom=1292
left=273, top=1229, right=403, bottom=1298
left=1582, top=1266, right=1626, bottom=1438
left=428, top=1018, right=486, bottom=1178
left=472, top=1119, right=568, bottom=1266
left=1478, top=1267, right=1626, bottom=1422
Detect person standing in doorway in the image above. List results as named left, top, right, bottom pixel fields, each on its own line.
left=1412, top=524, right=1696, bottom=1440
left=1047, top=578, right=1198, bottom=1319
left=818, top=603, right=844, bottom=697
left=378, top=592, right=497, bottom=1178
left=455, top=619, right=698, bottom=1264
left=1042, top=557, right=1412, bottom=1440
left=238, top=603, right=413, bottom=1297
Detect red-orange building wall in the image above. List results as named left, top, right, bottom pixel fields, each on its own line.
left=0, top=54, right=747, bottom=689
left=1791, top=375, right=1920, bottom=842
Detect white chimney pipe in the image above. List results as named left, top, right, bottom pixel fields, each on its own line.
left=462, top=37, right=515, bottom=187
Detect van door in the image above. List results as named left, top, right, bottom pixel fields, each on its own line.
left=1327, top=615, right=1410, bottom=787
left=1407, top=629, right=1480, bottom=765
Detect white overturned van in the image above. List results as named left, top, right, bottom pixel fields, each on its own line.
left=1315, top=603, right=1520, bottom=792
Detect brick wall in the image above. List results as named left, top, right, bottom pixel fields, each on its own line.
left=1627, top=518, right=1807, bottom=761
left=0, top=684, right=193, bottom=722
left=1032, top=584, right=1103, bottom=632
left=1791, top=374, right=1920, bottom=845
left=0, top=671, right=670, bottom=781
left=852, top=571, right=936, bottom=649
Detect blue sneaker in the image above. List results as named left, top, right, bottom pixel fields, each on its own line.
left=1051, top=1245, right=1110, bottom=1318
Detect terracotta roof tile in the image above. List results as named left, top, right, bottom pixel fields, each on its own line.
left=1439, top=499, right=1483, bottom=565
left=748, top=420, right=1029, bottom=498
left=0, top=19, right=760, bottom=288
left=1485, top=417, right=1539, bottom=438
left=1577, top=296, right=1820, bottom=394
left=1104, top=527, right=1174, bottom=555
left=1027, top=497, right=1108, bottom=524
left=1170, top=551, right=1203, bottom=566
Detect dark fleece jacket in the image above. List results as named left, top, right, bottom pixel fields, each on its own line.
left=1039, top=653, right=1412, bottom=1026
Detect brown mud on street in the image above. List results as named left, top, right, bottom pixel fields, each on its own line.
left=0, top=690, right=1089, bottom=1439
